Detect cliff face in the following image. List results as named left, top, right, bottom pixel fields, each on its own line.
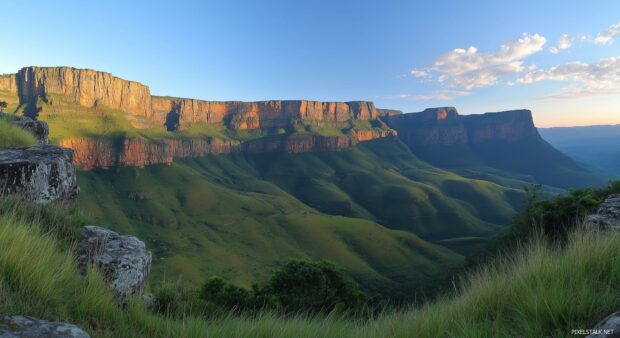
left=384, top=107, right=540, bottom=147
left=60, top=130, right=397, bottom=169
left=10, top=67, right=379, bottom=131
left=150, top=97, right=377, bottom=130
left=384, top=107, right=469, bottom=146
left=15, top=67, right=152, bottom=117
left=0, top=74, right=17, bottom=93
left=462, top=110, right=541, bottom=143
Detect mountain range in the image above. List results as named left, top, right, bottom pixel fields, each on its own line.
left=0, top=66, right=607, bottom=297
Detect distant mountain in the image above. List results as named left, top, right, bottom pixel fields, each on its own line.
left=540, top=124, right=620, bottom=178
left=383, top=107, right=607, bottom=189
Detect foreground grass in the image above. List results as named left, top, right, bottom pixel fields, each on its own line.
left=0, top=202, right=618, bottom=337
left=0, top=118, right=36, bottom=148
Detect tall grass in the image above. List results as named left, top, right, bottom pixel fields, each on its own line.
left=0, top=201, right=618, bottom=337
left=0, top=118, right=36, bottom=148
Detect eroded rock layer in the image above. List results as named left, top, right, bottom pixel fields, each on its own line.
left=60, top=129, right=397, bottom=169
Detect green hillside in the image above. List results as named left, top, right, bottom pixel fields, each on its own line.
left=1, top=199, right=617, bottom=337
left=75, top=138, right=523, bottom=298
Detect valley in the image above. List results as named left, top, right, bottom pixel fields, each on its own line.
left=0, top=66, right=606, bottom=300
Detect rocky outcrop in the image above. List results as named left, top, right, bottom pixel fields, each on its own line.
left=462, top=110, right=541, bottom=143
left=384, top=107, right=469, bottom=146
left=383, top=107, right=541, bottom=147
left=8, top=67, right=384, bottom=131
left=0, top=74, right=17, bottom=93
left=586, top=194, right=620, bottom=231
left=0, top=315, right=90, bottom=338
left=152, top=97, right=379, bottom=131
left=0, top=113, right=49, bottom=145
left=376, top=108, right=403, bottom=117
left=76, top=225, right=152, bottom=303
left=0, top=145, right=79, bottom=203
left=60, top=129, right=397, bottom=169
left=16, top=67, right=152, bottom=118
left=586, top=312, right=620, bottom=338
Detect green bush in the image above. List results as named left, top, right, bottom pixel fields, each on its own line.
left=501, top=180, right=620, bottom=245
left=0, top=119, right=36, bottom=148
left=266, top=260, right=368, bottom=314
left=194, top=260, right=368, bottom=316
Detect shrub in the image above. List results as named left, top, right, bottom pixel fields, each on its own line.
left=266, top=260, right=368, bottom=315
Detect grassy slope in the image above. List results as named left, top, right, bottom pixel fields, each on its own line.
left=1, top=202, right=617, bottom=337
left=75, top=139, right=522, bottom=295
left=0, top=118, right=36, bottom=148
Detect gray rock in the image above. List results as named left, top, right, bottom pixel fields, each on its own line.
left=10, top=119, right=49, bottom=145
left=586, top=194, right=620, bottom=231
left=77, top=226, right=152, bottom=304
left=0, top=315, right=90, bottom=337
left=0, top=112, right=49, bottom=145
left=586, top=311, right=620, bottom=338
left=0, top=145, right=79, bottom=203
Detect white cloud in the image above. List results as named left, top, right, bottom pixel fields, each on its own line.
left=595, top=21, right=620, bottom=44
left=413, top=89, right=472, bottom=101
left=413, top=33, right=546, bottom=90
left=517, top=56, right=620, bottom=98
left=549, top=47, right=560, bottom=54
left=558, top=34, right=572, bottom=49
left=410, top=69, right=428, bottom=78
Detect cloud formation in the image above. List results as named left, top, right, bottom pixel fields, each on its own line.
left=408, top=33, right=546, bottom=100
left=517, top=56, right=620, bottom=98
left=595, top=21, right=620, bottom=44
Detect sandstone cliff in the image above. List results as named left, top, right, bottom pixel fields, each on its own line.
left=9, top=67, right=382, bottom=132
left=60, top=129, right=397, bottom=169
left=383, top=107, right=541, bottom=147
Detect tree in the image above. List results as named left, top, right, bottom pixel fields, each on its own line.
left=266, top=260, right=368, bottom=314
left=0, top=101, right=7, bottom=113
left=200, top=276, right=251, bottom=311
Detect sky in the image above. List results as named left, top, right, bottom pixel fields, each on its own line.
left=1, top=0, right=619, bottom=127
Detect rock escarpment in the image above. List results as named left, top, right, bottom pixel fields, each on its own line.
left=7, top=67, right=382, bottom=131
left=383, top=107, right=541, bottom=147
left=152, top=97, right=378, bottom=131
left=60, top=129, right=397, bottom=169
left=0, top=315, right=90, bottom=338
left=77, top=225, right=152, bottom=304
left=0, top=145, right=79, bottom=203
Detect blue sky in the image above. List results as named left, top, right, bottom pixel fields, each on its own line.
left=1, top=0, right=619, bottom=127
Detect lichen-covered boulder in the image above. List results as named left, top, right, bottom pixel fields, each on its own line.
left=0, top=315, right=90, bottom=337
left=585, top=194, right=620, bottom=231
left=586, top=311, right=620, bottom=338
left=0, top=145, right=79, bottom=203
left=76, top=226, right=152, bottom=304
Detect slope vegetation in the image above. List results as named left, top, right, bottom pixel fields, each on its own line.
left=1, top=200, right=617, bottom=337
left=76, top=138, right=522, bottom=297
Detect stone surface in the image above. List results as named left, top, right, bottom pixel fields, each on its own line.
left=59, top=130, right=397, bottom=169
left=585, top=194, right=620, bottom=230
left=586, top=312, right=620, bottom=338
left=0, top=145, right=79, bottom=203
left=76, top=225, right=152, bottom=303
left=16, top=66, right=152, bottom=118
left=0, top=315, right=89, bottom=338
left=384, top=107, right=541, bottom=147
